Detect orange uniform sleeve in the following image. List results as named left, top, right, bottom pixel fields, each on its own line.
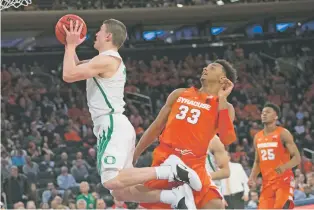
left=218, top=109, right=236, bottom=145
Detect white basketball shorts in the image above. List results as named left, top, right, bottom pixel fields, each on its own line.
left=93, top=114, right=136, bottom=183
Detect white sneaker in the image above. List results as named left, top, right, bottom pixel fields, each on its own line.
left=171, top=184, right=197, bottom=209
left=162, top=155, right=202, bottom=191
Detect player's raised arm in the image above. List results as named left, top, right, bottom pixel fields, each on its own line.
left=248, top=136, right=261, bottom=186
left=209, top=136, right=230, bottom=180
left=133, top=88, right=185, bottom=164
left=217, top=79, right=236, bottom=146
left=275, top=129, right=301, bottom=174
left=62, top=20, right=115, bottom=83
left=63, top=55, right=113, bottom=83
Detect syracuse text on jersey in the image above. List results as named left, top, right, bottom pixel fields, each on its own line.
left=176, top=96, right=211, bottom=111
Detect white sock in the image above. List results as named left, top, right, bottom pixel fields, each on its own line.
left=155, top=165, right=171, bottom=180
left=160, top=190, right=176, bottom=205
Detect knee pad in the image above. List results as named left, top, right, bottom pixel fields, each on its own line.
left=101, top=168, right=119, bottom=185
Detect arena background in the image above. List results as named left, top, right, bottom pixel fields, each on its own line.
left=1, top=0, right=314, bottom=209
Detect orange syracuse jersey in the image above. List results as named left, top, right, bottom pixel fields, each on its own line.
left=255, top=126, right=293, bottom=182
left=159, top=87, right=219, bottom=157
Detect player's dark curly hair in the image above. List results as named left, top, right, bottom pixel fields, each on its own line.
left=214, top=59, right=238, bottom=83
left=264, top=102, right=281, bottom=118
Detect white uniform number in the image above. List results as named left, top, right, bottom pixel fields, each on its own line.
left=261, top=149, right=275, bottom=161
left=175, top=105, right=201, bottom=124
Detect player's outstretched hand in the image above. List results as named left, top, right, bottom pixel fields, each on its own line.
left=218, top=77, right=234, bottom=99
left=63, top=20, right=86, bottom=48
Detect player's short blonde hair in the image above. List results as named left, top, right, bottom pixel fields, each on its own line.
left=103, top=19, right=127, bottom=48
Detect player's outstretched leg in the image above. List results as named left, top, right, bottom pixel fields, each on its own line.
left=103, top=155, right=202, bottom=191
left=163, top=155, right=202, bottom=191
left=112, top=183, right=196, bottom=209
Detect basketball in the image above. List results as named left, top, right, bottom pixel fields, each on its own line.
left=55, top=14, right=87, bottom=45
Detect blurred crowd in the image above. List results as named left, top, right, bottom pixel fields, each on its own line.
left=4, top=0, right=296, bottom=11
left=1, top=40, right=314, bottom=209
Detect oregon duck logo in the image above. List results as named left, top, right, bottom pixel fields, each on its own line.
left=104, top=155, right=116, bottom=164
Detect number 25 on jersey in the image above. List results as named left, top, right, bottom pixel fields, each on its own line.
left=175, top=105, right=201, bottom=124
left=261, top=148, right=275, bottom=161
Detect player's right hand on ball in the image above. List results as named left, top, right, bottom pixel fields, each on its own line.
left=63, top=20, right=86, bottom=48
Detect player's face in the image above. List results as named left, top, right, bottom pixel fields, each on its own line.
left=94, top=24, right=112, bottom=50
left=261, top=107, right=277, bottom=124
left=200, top=63, right=225, bottom=84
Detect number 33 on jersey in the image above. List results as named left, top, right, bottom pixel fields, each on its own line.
left=159, top=87, right=219, bottom=157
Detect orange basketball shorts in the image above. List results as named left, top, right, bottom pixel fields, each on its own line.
left=140, top=144, right=222, bottom=209
left=258, top=176, right=295, bottom=209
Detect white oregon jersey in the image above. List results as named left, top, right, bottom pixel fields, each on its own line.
left=86, top=50, right=126, bottom=122
left=206, top=151, right=222, bottom=190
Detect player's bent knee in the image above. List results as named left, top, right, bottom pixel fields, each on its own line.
left=111, top=189, right=126, bottom=201
left=111, top=187, right=134, bottom=202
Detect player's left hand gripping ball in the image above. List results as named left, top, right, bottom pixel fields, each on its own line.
left=63, top=20, right=86, bottom=47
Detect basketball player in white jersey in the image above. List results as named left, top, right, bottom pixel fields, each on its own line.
left=206, top=135, right=230, bottom=205
left=62, top=19, right=201, bottom=208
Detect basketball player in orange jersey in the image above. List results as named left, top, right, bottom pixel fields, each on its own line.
left=248, top=103, right=301, bottom=209
left=133, top=60, right=238, bottom=209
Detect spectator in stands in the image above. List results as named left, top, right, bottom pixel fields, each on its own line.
left=86, top=148, right=96, bottom=168
left=26, top=200, right=36, bottom=209
left=1, top=150, right=12, bottom=180
left=40, top=202, right=50, bottom=209
left=294, top=182, right=307, bottom=201
left=68, top=201, right=76, bottom=209
left=51, top=199, right=60, bottom=209
left=82, top=128, right=97, bottom=149
left=2, top=166, right=28, bottom=208
left=304, top=184, right=314, bottom=198
left=247, top=191, right=259, bottom=209
left=96, top=198, right=107, bottom=209
left=10, top=144, right=26, bottom=168
left=64, top=124, right=81, bottom=142
left=57, top=152, right=72, bottom=169
left=72, top=152, right=91, bottom=170
left=57, top=167, right=78, bottom=190
left=71, top=159, right=89, bottom=183
left=13, top=201, right=25, bottom=209
left=42, top=142, right=54, bottom=157
left=76, top=182, right=96, bottom=209
left=28, top=183, right=40, bottom=207
left=76, top=199, right=87, bottom=210
left=23, top=156, right=39, bottom=178
left=42, top=182, right=64, bottom=204
left=40, top=153, right=55, bottom=172
left=26, top=142, right=40, bottom=158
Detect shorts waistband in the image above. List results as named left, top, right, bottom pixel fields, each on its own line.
left=93, top=113, right=125, bottom=126
left=158, top=143, right=206, bottom=160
